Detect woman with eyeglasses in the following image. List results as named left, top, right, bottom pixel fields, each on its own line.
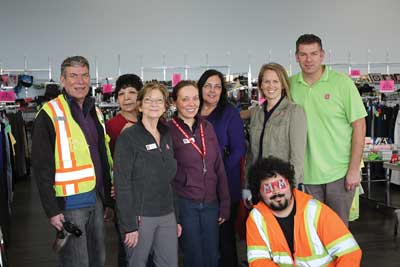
left=198, top=70, right=246, bottom=267
left=113, top=82, right=180, bottom=267
left=168, top=80, right=230, bottom=267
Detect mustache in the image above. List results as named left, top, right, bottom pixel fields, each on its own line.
left=270, top=194, right=285, bottom=200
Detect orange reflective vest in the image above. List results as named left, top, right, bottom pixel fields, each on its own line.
left=246, top=189, right=362, bottom=267
left=41, top=94, right=110, bottom=197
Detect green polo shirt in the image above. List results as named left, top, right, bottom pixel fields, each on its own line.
left=289, top=66, right=367, bottom=184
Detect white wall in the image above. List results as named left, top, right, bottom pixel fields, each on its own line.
left=1, top=0, right=400, bottom=81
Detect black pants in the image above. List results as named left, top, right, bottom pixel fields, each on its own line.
left=219, top=201, right=239, bottom=267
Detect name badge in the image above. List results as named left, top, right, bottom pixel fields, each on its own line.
left=145, top=143, right=157, bottom=150
left=182, top=137, right=195, bottom=144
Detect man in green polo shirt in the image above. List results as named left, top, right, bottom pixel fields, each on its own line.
left=289, top=34, right=366, bottom=226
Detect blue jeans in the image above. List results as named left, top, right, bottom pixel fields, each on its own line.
left=59, top=195, right=105, bottom=267
left=178, top=197, right=219, bottom=267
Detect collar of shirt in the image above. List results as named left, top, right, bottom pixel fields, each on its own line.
left=297, top=65, right=330, bottom=86
left=137, top=118, right=169, bottom=135
left=63, top=90, right=95, bottom=117
left=262, top=95, right=285, bottom=115
left=173, top=115, right=199, bottom=133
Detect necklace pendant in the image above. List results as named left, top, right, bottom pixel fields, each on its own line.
left=202, top=158, right=207, bottom=174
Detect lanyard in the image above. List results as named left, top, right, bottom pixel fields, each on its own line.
left=172, top=118, right=207, bottom=173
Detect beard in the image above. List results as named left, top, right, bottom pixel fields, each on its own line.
left=268, top=194, right=289, bottom=211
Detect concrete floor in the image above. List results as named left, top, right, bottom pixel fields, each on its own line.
left=5, top=177, right=400, bottom=267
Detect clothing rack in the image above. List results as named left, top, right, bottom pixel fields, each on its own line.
left=0, top=103, right=19, bottom=111
left=362, top=96, right=380, bottom=140
left=0, top=57, right=52, bottom=80
left=363, top=95, right=400, bottom=142
left=138, top=53, right=231, bottom=81
left=140, top=64, right=231, bottom=81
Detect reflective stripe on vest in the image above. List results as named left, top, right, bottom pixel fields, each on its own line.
left=247, top=246, right=270, bottom=262
left=95, top=107, right=106, bottom=135
left=296, top=199, right=333, bottom=267
left=326, top=233, right=360, bottom=257
left=95, top=106, right=113, bottom=172
left=54, top=164, right=95, bottom=195
left=47, top=98, right=76, bottom=169
left=248, top=208, right=294, bottom=266
left=44, top=96, right=96, bottom=196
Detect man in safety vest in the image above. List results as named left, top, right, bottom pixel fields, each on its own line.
left=246, top=156, right=361, bottom=267
left=32, top=56, right=113, bottom=267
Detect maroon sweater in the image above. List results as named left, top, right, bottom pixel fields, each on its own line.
left=106, top=113, right=136, bottom=155
left=168, top=117, right=230, bottom=219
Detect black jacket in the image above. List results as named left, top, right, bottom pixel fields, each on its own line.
left=32, top=93, right=113, bottom=218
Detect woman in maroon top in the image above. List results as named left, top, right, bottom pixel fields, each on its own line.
left=105, top=73, right=143, bottom=267
left=168, top=80, right=230, bottom=267
left=106, top=74, right=143, bottom=155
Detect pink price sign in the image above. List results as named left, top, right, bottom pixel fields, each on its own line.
left=0, top=91, right=16, bottom=102
left=350, top=69, right=361, bottom=77
left=102, top=84, right=113, bottom=94
left=380, top=80, right=395, bottom=93
left=172, top=73, right=182, bottom=87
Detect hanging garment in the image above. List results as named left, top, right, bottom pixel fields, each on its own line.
left=7, top=112, right=27, bottom=179
left=391, top=110, right=400, bottom=185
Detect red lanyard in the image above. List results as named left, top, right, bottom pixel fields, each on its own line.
left=172, top=118, right=207, bottom=173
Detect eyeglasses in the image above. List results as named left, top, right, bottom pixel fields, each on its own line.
left=203, top=83, right=222, bottom=90
left=262, top=178, right=288, bottom=194
left=143, top=97, right=164, bottom=105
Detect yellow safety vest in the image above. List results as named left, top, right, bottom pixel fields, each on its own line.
left=41, top=94, right=111, bottom=197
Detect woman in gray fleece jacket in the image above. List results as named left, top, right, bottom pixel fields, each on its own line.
left=113, top=82, right=180, bottom=267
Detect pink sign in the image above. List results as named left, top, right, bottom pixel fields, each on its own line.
left=172, top=73, right=182, bottom=87
left=259, top=96, right=266, bottom=105
left=350, top=69, right=361, bottom=77
left=0, top=91, right=16, bottom=102
left=380, top=80, right=395, bottom=93
left=102, top=84, right=113, bottom=94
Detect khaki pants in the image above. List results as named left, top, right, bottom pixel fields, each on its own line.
left=305, top=177, right=355, bottom=227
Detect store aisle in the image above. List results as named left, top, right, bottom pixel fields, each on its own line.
left=7, top=177, right=118, bottom=266
left=6, top=177, right=400, bottom=267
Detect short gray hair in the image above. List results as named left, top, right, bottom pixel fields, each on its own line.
left=61, top=56, right=90, bottom=77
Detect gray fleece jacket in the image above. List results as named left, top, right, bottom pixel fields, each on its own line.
left=113, top=120, right=177, bottom=234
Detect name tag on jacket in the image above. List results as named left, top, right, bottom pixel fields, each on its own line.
left=145, top=143, right=157, bottom=150
left=182, top=137, right=195, bottom=144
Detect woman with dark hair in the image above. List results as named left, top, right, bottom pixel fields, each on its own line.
left=168, top=80, right=230, bottom=267
left=105, top=73, right=143, bottom=267
left=198, top=70, right=246, bottom=267
left=106, top=73, right=143, bottom=155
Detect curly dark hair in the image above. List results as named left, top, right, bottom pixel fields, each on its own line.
left=114, top=73, right=143, bottom=96
left=248, top=156, right=296, bottom=204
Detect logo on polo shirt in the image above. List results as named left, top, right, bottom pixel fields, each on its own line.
left=324, top=93, right=330, bottom=100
